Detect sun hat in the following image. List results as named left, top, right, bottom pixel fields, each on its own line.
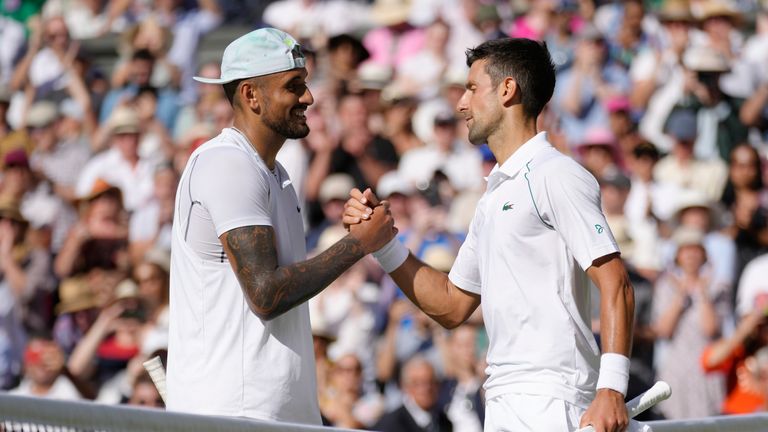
left=193, top=28, right=306, bottom=85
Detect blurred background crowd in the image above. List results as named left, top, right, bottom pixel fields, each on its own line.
left=1, top=0, right=768, bottom=430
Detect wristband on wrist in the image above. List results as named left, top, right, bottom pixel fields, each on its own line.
left=595, top=353, right=630, bottom=397
left=372, top=237, right=409, bottom=273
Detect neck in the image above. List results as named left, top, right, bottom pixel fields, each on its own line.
left=233, top=113, right=285, bottom=170
left=487, top=115, right=538, bottom=166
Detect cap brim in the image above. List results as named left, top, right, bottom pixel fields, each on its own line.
left=193, top=76, right=236, bottom=84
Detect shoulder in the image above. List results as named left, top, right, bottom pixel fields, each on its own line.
left=527, top=148, right=597, bottom=188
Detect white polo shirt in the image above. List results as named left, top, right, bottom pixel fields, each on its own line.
left=167, top=128, right=321, bottom=424
left=449, top=132, right=619, bottom=407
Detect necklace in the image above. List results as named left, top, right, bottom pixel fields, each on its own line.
left=231, top=127, right=281, bottom=184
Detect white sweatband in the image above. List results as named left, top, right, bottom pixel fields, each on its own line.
left=596, top=353, right=630, bottom=396
left=372, top=237, right=409, bottom=273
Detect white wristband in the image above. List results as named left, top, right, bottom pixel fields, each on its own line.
left=372, top=237, right=409, bottom=273
left=596, top=353, right=630, bottom=397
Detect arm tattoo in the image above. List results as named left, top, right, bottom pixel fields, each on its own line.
left=221, top=225, right=366, bottom=321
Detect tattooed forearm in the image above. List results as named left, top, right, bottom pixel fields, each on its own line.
left=221, top=225, right=366, bottom=321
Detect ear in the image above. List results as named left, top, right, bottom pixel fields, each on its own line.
left=239, top=80, right=261, bottom=114
left=498, top=77, right=520, bottom=107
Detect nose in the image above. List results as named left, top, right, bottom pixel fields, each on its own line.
left=301, top=86, right=314, bottom=107
left=456, top=90, right=470, bottom=113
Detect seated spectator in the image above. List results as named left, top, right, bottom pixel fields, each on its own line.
left=374, top=356, right=452, bottom=432
left=10, top=333, right=83, bottom=400
left=575, top=127, right=622, bottom=179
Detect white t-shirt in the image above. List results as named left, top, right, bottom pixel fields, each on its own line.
left=448, top=132, right=619, bottom=407
left=75, top=148, right=157, bottom=211
left=166, top=128, right=321, bottom=424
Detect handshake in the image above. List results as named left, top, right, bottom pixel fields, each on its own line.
left=343, top=188, right=410, bottom=273
left=343, top=187, right=396, bottom=254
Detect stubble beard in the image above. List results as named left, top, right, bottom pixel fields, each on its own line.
left=262, top=100, right=310, bottom=139
left=467, top=109, right=503, bottom=146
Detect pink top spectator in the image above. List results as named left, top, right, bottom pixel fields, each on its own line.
left=362, top=27, right=426, bottom=69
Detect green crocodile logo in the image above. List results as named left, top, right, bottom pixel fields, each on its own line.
left=502, top=202, right=514, bottom=211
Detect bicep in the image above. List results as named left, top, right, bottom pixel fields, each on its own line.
left=585, top=253, right=629, bottom=294
left=449, top=280, right=482, bottom=322
left=220, top=225, right=278, bottom=299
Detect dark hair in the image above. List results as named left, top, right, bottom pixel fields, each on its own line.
left=465, top=38, right=556, bottom=119
left=132, top=49, right=155, bottom=63
left=137, top=85, right=158, bottom=99
left=720, top=144, right=765, bottom=207
left=223, top=79, right=244, bottom=107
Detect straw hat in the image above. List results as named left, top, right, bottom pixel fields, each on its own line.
left=371, top=0, right=412, bottom=26
left=56, top=277, right=99, bottom=314
left=657, top=0, right=695, bottom=22
left=696, top=0, right=742, bottom=21
left=107, top=106, right=141, bottom=135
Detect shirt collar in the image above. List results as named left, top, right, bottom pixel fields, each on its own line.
left=489, top=132, right=552, bottom=179
left=403, top=395, right=432, bottom=428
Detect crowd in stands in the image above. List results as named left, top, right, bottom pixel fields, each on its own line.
left=1, top=0, right=768, bottom=430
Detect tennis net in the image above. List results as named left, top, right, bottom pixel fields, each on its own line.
left=0, top=394, right=356, bottom=432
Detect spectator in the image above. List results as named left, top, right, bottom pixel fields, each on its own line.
left=653, top=109, right=728, bottom=203
left=54, top=180, right=129, bottom=278
left=652, top=227, right=730, bottom=419
left=374, top=356, right=452, bottom=432
left=437, top=324, right=484, bottom=432
left=553, top=24, right=630, bottom=148
left=98, top=49, right=179, bottom=132
left=634, top=0, right=694, bottom=152
left=128, top=164, right=177, bottom=261
left=127, top=370, right=164, bottom=408
left=320, top=352, right=385, bottom=428
left=702, top=298, right=768, bottom=415
left=669, top=47, right=748, bottom=162
left=10, top=333, right=83, bottom=400
left=77, top=106, right=157, bottom=212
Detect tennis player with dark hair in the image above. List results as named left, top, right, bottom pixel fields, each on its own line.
left=345, top=38, right=644, bottom=431
left=166, top=28, right=395, bottom=424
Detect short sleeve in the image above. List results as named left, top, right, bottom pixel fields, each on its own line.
left=539, top=159, right=619, bottom=271
left=448, top=201, right=484, bottom=294
left=190, top=147, right=272, bottom=237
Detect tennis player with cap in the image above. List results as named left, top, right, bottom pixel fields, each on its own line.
left=345, top=39, right=646, bottom=431
left=166, top=28, right=395, bottom=423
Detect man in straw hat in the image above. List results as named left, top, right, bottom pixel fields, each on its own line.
left=167, top=27, right=396, bottom=423
left=345, top=38, right=646, bottom=431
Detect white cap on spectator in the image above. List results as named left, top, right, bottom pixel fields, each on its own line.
left=357, top=63, right=392, bottom=90
left=319, top=173, right=355, bottom=203
left=108, top=106, right=141, bottom=135
left=193, top=28, right=306, bottom=85
left=26, top=101, right=58, bottom=128
left=672, top=226, right=706, bottom=248
left=59, top=98, right=84, bottom=121
left=377, top=170, right=415, bottom=198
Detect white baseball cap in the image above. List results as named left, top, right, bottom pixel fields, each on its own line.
left=193, top=27, right=306, bottom=85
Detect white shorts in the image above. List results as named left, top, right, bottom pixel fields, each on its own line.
left=484, top=393, right=653, bottom=432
